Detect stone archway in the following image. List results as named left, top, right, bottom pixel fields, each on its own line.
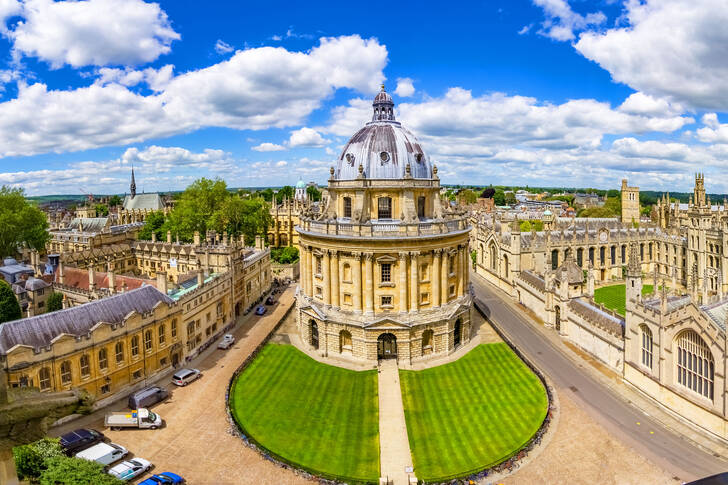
left=310, top=320, right=319, bottom=349
left=377, top=333, right=397, bottom=359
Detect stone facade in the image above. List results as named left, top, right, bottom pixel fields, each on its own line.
left=295, top=87, right=473, bottom=364
left=621, top=178, right=640, bottom=224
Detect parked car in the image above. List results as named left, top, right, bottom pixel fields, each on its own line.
left=255, top=305, right=267, bottom=315
left=128, top=386, right=168, bottom=409
left=217, top=334, right=235, bottom=349
left=265, top=296, right=275, bottom=305
left=59, top=428, right=105, bottom=455
left=138, top=472, right=186, bottom=484
left=171, top=368, right=201, bottom=386
left=107, top=458, right=152, bottom=481
left=105, top=408, right=163, bottom=430
left=75, top=442, right=128, bottom=466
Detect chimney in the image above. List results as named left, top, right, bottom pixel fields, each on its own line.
left=157, top=271, right=168, bottom=295
left=107, top=261, right=116, bottom=294
left=176, top=233, right=180, bottom=244
left=255, top=235, right=263, bottom=251
left=88, top=266, right=96, bottom=293
left=240, top=234, right=245, bottom=246
left=151, top=232, right=156, bottom=242
left=197, top=269, right=204, bottom=287
left=167, top=230, right=172, bottom=244
left=194, top=231, right=201, bottom=246
left=58, top=261, right=65, bottom=285
left=223, top=232, right=229, bottom=246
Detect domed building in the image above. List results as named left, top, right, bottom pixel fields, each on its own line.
left=296, top=86, right=473, bottom=363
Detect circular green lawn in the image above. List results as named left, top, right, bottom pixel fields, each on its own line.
left=229, top=344, right=380, bottom=484
left=400, top=343, right=548, bottom=481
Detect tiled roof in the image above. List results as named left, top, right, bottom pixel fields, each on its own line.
left=0, top=286, right=173, bottom=354
left=519, top=271, right=545, bottom=291
left=54, top=267, right=157, bottom=293
left=568, top=298, right=624, bottom=337
left=67, top=217, right=109, bottom=233
left=123, top=193, right=163, bottom=211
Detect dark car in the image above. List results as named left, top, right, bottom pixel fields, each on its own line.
left=128, top=386, right=169, bottom=409
left=59, top=428, right=105, bottom=455
left=265, top=296, right=275, bottom=305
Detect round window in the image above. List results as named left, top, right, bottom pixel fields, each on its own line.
left=380, top=151, right=389, bottom=163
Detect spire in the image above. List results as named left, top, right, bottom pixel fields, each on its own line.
left=130, top=166, right=137, bottom=199
left=627, top=241, right=641, bottom=277
left=372, top=84, right=395, bottom=122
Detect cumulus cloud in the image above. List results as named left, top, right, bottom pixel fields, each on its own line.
left=394, top=77, right=415, bottom=97
left=288, top=127, right=328, bottom=147
left=696, top=113, right=728, bottom=144
left=214, top=39, right=234, bottom=54
left=3, top=0, right=180, bottom=68
left=0, top=35, right=387, bottom=158
left=252, top=142, right=286, bottom=152
left=575, top=0, right=728, bottom=111
left=532, top=0, right=606, bottom=41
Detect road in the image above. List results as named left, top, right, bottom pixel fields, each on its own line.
left=471, top=275, right=728, bottom=482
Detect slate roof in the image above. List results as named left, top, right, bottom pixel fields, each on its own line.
left=123, top=193, right=163, bottom=211
left=67, top=217, right=109, bottom=233
left=568, top=298, right=624, bottom=337
left=0, top=285, right=173, bottom=354
left=700, top=298, right=728, bottom=331
left=54, top=267, right=156, bottom=293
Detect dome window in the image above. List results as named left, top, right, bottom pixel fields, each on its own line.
left=380, top=151, right=390, bottom=164
left=345, top=153, right=355, bottom=165
left=415, top=153, right=423, bottom=163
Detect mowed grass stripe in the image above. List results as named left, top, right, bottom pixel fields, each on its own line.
left=230, top=344, right=379, bottom=482
left=400, top=343, right=548, bottom=481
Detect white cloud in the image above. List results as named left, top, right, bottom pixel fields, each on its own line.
left=696, top=114, right=728, bottom=144
left=288, top=127, right=328, bottom=147
left=4, top=0, right=180, bottom=68
left=532, top=0, right=606, bottom=41
left=575, top=0, right=728, bottom=111
left=275, top=160, right=287, bottom=167
left=0, top=35, right=387, bottom=158
left=214, top=39, right=234, bottom=54
left=394, top=77, right=415, bottom=97
left=252, top=142, right=286, bottom=152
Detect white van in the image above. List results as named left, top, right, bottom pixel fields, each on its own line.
left=75, top=442, right=128, bottom=466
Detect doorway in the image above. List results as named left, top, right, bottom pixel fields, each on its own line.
left=377, top=333, right=397, bottom=359
left=310, top=320, right=319, bottom=349
left=453, top=319, right=462, bottom=348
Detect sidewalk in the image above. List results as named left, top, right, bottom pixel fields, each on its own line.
left=378, top=359, right=414, bottom=485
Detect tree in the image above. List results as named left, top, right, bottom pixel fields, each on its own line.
left=13, top=437, right=65, bottom=481
left=520, top=220, right=532, bottom=232
left=271, top=246, right=300, bottom=264
left=94, top=203, right=109, bottom=216
left=275, top=185, right=294, bottom=203
left=0, top=280, right=21, bottom=324
left=165, top=178, right=230, bottom=241
left=138, top=211, right=167, bottom=241
left=46, top=292, right=64, bottom=313
left=493, top=189, right=505, bottom=206
left=39, top=456, right=123, bottom=485
left=0, top=186, right=50, bottom=258
left=457, top=189, right=478, bottom=204
left=108, top=195, right=123, bottom=207
left=210, top=196, right=272, bottom=246
left=306, top=185, right=322, bottom=202
left=504, top=191, right=517, bottom=206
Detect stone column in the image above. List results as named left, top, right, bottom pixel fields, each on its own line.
left=323, top=250, right=331, bottom=305
left=441, top=249, right=450, bottom=305
left=306, top=246, right=314, bottom=297
left=353, top=252, right=363, bottom=312
left=433, top=249, right=442, bottom=307
left=410, top=251, right=420, bottom=312
left=457, top=245, right=465, bottom=298
left=364, top=252, right=374, bottom=314
left=331, top=250, right=340, bottom=308
left=399, top=252, right=409, bottom=313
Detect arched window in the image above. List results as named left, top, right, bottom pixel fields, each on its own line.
left=676, top=330, right=714, bottom=399
left=343, top=197, right=352, bottom=218
left=503, top=254, right=509, bottom=278
left=600, top=246, right=605, bottom=264
left=131, top=336, right=139, bottom=356
left=80, top=354, right=90, bottom=378
left=589, top=247, right=595, bottom=265
left=422, top=329, right=433, bottom=355
left=310, top=320, right=319, bottom=349
left=417, top=196, right=426, bottom=218
left=115, top=341, right=124, bottom=363
left=158, top=324, right=166, bottom=345
left=98, top=348, right=108, bottom=370
left=640, top=325, right=653, bottom=369
left=577, top=248, right=583, bottom=267
left=339, top=330, right=352, bottom=353
left=551, top=250, right=558, bottom=270
left=60, top=361, right=72, bottom=385
left=38, top=367, right=51, bottom=391
left=489, top=244, right=496, bottom=270
left=378, top=197, right=392, bottom=219
left=144, top=330, right=153, bottom=351
left=171, top=319, right=177, bottom=339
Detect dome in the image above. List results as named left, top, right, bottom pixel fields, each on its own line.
left=543, top=209, right=552, bottom=216
left=335, top=85, right=432, bottom=180
left=296, top=179, right=306, bottom=189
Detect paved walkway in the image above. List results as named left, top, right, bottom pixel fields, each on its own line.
left=377, top=359, right=414, bottom=485
left=51, top=286, right=309, bottom=485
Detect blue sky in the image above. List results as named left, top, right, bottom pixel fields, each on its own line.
left=1, top=0, right=727, bottom=195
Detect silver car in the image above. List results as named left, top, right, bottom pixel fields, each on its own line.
left=217, top=334, right=235, bottom=349
left=108, top=458, right=152, bottom=481
left=171, top=368, right=201, bottom=386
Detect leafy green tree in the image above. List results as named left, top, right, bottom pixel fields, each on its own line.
left=108, top=195, right=123, bottom=207
left=211, top=196, right=272, bottom=245
left=94, top=203, right=109, bottom=216
left=138, top=211, right=167, bottom=241
left=504, top=191, right=517, bottom=206
left=275, top=185, right=294, bottom=203
left=13, top=437, right=65, bottom=480
left=258, top=188, right=275, bottom=202
left=519, top=220, right=532, bottom=232
left=458, top=189, right=478, bottom=204
left=39, top=456, right=123, bottom=485
left=46, top=292, right=64, bottom=313
left=306, top=185, right=322, bottom=202
left=165, top=178, right=230, bottom=241
left=493, top=189, right=505, bottom=206
left=0, top=186, right=50, bottom=258
left=470, top=250, right=477, bottom=267
left=0, top=280, right=21, bottom=324
left=271, top=246, right=300, bottom=264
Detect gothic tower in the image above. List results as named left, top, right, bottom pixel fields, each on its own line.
left=621, top=178, right=640, bottom=225
left=626, top=241, right=642, bottom=311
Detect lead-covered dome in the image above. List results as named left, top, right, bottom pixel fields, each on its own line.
left=335, top=85, right=432, bottom=180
